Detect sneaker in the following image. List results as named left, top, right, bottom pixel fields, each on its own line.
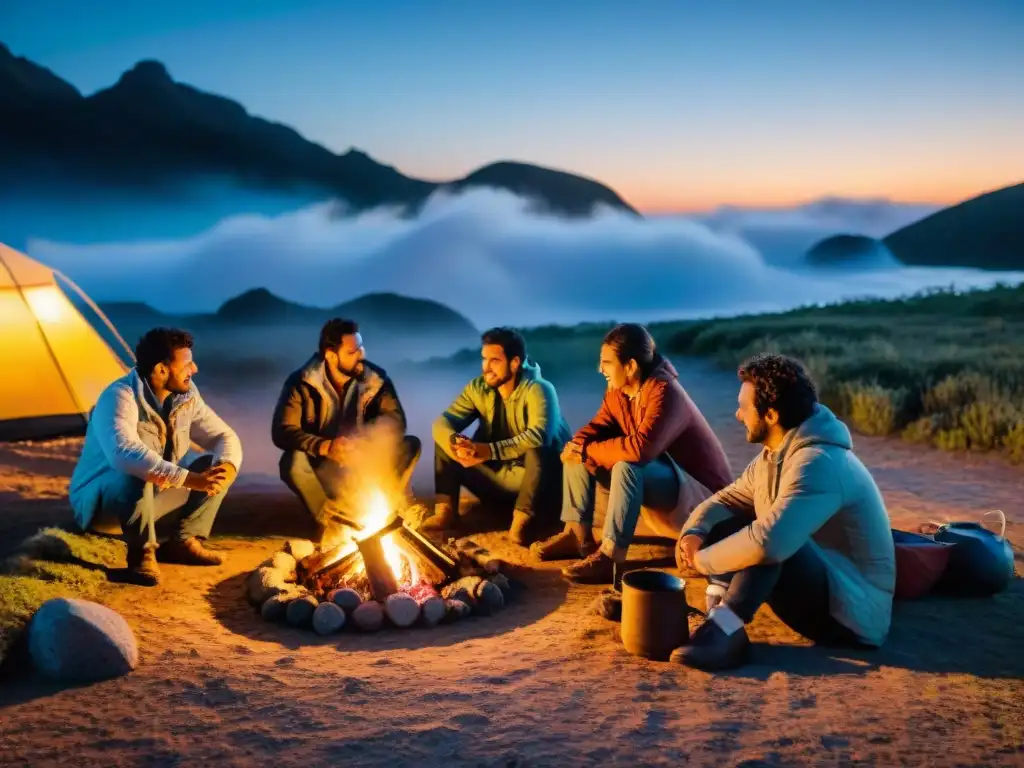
left=561, top=550, right=616, bottom=584
left=669, top=616, right=751, bottom=671
left=530, top=529, right=598, bottom=561
left=419, top=502, right=456, bottom=532
left=126, top=542, right=161, bottom=586
left=159, top=536, right=226, bottom=566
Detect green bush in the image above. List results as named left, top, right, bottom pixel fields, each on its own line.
left=842, top=384, right=910, bottom=436
left=1002, top=420, right=1024, bottom=464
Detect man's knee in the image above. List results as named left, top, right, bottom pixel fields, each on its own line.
left=610, top=461, right=643, bottom=487
left=403, top=435, right=422, bottom=464
left=279, top=450, right=313, bottom=484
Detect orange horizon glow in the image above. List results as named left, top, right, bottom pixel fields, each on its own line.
left=626, top=178, right=1017, bottom=215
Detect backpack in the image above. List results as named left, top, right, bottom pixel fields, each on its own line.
left=931, top=510, right=1015, bottom=596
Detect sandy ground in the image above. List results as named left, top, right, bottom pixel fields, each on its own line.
left=1, top=359, right=1022, bottom=767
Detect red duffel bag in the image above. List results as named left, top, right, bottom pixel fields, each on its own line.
left=891, top=529, right=954, bottom=599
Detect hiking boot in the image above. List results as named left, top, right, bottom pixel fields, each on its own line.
left=419, top=502, right=456, bottom=532
left=126, top=543, right=161, bottom=586
left=159, top=537, right=226, bottom=566
left=561, top=550, right=617, bottom=584
left=508, top=510, right=532, bottom=546
left=669, top=615, right=751, bottom=671
left=530, top=529, right=598, bottom=561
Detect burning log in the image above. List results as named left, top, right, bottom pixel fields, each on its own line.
left=396, top=522, right=460, bottom=578
left=355, top=515, right=404, bottom=601
left=451, top=538, right=503, bottom=574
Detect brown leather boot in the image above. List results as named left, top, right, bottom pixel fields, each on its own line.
left=508, top=510, right=532, bottom=546
left=159, top=537, right=226, bottom=566
left=419, top=502, right=456, bottom=532
left=126, top=542, right=161, bottom=586
left=530, top=525, right=598, bottom=561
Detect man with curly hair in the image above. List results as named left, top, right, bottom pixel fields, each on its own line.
left=672, top=353, right=895, bottom=671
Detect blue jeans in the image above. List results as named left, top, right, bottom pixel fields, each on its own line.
left=561, top=459, right=679, bottom=551
left=93, top=454, right=230, bottom=550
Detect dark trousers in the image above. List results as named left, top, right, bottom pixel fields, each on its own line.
left=702, top=517, right=862, bottom=646
left=93, top=454, right=230, bottom=551
left=434, top=442, right=562, bottom=520
left=279, top=435, right=421, bottom=527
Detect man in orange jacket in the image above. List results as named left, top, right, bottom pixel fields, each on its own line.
left=531, top=323, right=733, bottom=583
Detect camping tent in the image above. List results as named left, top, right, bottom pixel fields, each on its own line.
left=0, top=242, right=133, bottom=441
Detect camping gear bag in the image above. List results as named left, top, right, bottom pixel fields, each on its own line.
left=891, top=529, right=954, bottom=599
left=932, top=511, right=1015, bottom=596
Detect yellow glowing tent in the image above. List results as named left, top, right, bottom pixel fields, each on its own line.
left=0, top=242, right=134, bottom=441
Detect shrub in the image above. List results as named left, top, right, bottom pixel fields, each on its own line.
left=842, top=384, right=910, bottom=436
left=1002, top=420, right=1024, bottom=464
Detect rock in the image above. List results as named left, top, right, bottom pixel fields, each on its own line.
left=590, top=590, right=622, bottom=621
left=269, top=551, right=297, bottom=577
left=260, top=594, right=290, bottom=622
left=284, top=539, right=315, bottom=562
left=420, top=596, right=446, bottom=627
left=489, top=573, right=512, bottom=598
left=441, top=576, right=484, bottom=607
left=286, top=595, right=318, bottom=627
left=312, top=602, right=346, bottom=635
left=384, top=593, right=420, bottom=628
left=352, top=601, right=385, bottom=632
left=246, top=566, right=292, bottom=606
left=444, top=599, right=471, bottom=622
left=329, top=587, right=362, bottom=614
left=473, top=580, right=505, bottom=615
left=28, top=598, right=138, bottom=682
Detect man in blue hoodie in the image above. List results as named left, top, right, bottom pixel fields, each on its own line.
left=425, top=327, right=572, bottom=545
left=673, top=353, right=896, bottom=671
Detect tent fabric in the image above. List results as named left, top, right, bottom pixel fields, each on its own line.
left=0, top=242, right=129, bottom=442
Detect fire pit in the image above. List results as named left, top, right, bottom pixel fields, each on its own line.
left=245, top=496, right=517, bottom=636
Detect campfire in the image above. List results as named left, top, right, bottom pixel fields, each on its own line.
left=245, top=490, right=515, bottom=635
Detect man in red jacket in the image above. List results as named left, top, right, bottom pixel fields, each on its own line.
left=531, top=323, right=733, bottom=583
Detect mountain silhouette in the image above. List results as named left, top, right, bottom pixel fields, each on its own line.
left=883, top=182, right=1024, bottom=270
left=0, top=43, right=638, bottom=218
left=805, top=233, right=895, bottom=266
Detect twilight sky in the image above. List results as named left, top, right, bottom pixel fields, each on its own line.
left=3, top=0, right=1022, bottom=212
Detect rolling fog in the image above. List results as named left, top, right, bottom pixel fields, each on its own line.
left=22, top=187, right=1024, bottom=329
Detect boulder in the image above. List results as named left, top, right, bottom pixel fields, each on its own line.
left=286, top=595, right=319, bottom=627
left=28, top=598, right=138, bottom=682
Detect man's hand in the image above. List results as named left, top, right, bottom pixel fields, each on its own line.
left=561, top=441, right=583, bottom=465
left=452, top=437, right=490, bottom=467
left=207, top=462, right=238, bottom=495
left=184, top=466, right=231, bottom=495
left=325, top=437, right=352, bottom=464
left=676, top=533, right=705, bottom=572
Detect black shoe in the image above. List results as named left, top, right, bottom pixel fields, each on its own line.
left=669, top=617, right=751, bottom=671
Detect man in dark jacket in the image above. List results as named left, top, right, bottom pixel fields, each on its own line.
left=271, top=318, right=420, bottom=545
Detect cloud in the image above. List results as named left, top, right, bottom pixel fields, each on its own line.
left=26, top=188, right=1020, bottom=328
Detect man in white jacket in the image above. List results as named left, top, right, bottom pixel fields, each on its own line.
left=69, top=328, right=243, bottom=585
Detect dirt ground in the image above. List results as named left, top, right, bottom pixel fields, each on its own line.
left=1, top=360, right=1022, bottom=767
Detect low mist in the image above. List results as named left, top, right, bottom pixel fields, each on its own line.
left=25, top=187, right=1022, bottom=329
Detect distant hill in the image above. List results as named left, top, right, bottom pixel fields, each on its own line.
left=102, top=288, right=478, bottom=337
left=805, top=234, right=898, bottom=267
left=884, top=183, right=1024, bottom=270
left=0, top=43, right=638, bottom=219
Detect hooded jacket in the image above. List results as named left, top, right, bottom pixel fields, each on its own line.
left=271, top=355, right=406, bottom=456
left=433, top=358, right=571, bottom=462
left=68, top=369, right=243, bottom=531
left=683, top=404, right=896, bottom=647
